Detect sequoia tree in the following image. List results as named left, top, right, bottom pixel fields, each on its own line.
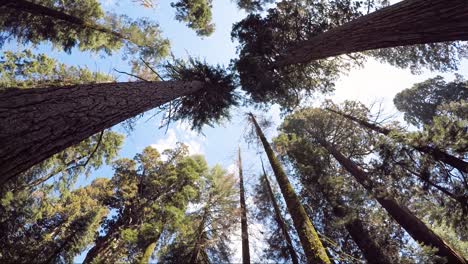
left=238, top=148, right=251, bottom=263
left=0, top=59, right=236, bottom=185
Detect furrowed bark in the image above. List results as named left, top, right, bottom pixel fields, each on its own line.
left=0, top=81, right=204, bottom=185
left=326, top=108, right=468, bottom=173
left=320, top=140, right=467, bottom=264
left=274, top=0, right=468, bottom=68
left=238, top=147, right=251, bottom=264
left=249, top=113, right=330, bottom=264
left=262, top=170, right=299, bottom=264
left=1, top=0, right=127, bottom=40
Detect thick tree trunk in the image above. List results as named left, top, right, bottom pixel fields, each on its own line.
left=1, top=0, right=126, bottom=40
left=320, top=140, right=467, bottom=264
left=326, top=108, right=468, bottom=173
left=238, top=147, right=251, bottom=264
left=331, top=203, right=393, bottom=264
left=0, top=81, right=204, bottom=185
left=249, top=113, right=331, bottom=264
left=274, top=0, right=468, bottom=68
left=262, top=172, right=299, bottom=264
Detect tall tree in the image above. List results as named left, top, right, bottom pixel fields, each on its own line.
left=324, top=107, right=468, bottom=173
left=274, top=133, right=397, bottom=264
left=83, top=145, right=205, bottom=263
left=249, top=113, right=330, bottom=264
left=281, top=107, right=467, bottom=264
left=232, top=0, right=468, bottom=110
left=0, top=0, right=170, bottom=63
left=255, top=162, right=300, bottom=264
left=0, top=59, right=237, bottom=185
left=238, top=147, right=251, bottom=264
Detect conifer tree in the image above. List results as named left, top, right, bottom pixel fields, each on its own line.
left=249, top=113, right=330, bottom=264
left=238, top=147, right=251, bottom=264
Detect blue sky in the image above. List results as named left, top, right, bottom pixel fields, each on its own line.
left=3, top=0, right=467, bottom=262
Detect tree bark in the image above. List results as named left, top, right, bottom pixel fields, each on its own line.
left=274, top=0, right=468, bottom=68
left=238, top=147, right=251, bottom=264
left=331, top=203, right=393, bottom=264
left=325, top=108, right=468, bottom=173
left=249, top=113, right=331, bottom=264
left=320, top=140, right=467, bottom=264
left=262, top=170, right=299, bottom=264
left=139, top=233, right=162, bottom=264
left=0, top=0, right=127, bottom=40
left=0, top=81, right=204, bottom=185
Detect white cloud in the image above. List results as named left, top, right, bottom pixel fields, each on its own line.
left=150, top=128, right=205, bottom=157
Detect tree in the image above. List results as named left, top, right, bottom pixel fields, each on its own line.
left=171, top=0, right=215, bottom=36
left=324, top=106, right=468, bottom=174
left=0, top=58, right=237, bottom=185
left=249, top=113, right=330, bottom=264
left=394, top=75, right=468, bottom=127
left=281, top=107, right=467, bottom=264
left=0, top=179, right=109, bottom=263
left=274, top=131, right=405, bottom=264
left=254, top=162, right=300, bottom=264
left=83, top=145, right=206, bottom=263
left=0, top=0, right=170, bottom=63
left=159, top=165, right=238, bottom=263
left=238, top=147, right=251, bottom=263
left=232, top=0, right=468, bottom=110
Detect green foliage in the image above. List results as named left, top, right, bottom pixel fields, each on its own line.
left=162, top=58, right=239, bottom=130
left=235, top=0, right=276, bottom=12
left=0, top=0, right=170, bottom=64
left=394, top=75, right=468, bottom=127
left=232, top=0, right=468, bottom=110
left=0, top=49, right=114, bottom=89
left=159, top=165, right=238, bottom=263
left=171, top=0, right=215, bottom=36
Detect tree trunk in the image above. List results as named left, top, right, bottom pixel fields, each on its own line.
left=249, top=113, right=330, bottom=264
left=320, top=140, right=467, bottom=264
left=0, top=81, right=204, bottom=185
left=325, top=108, right=468, bottom=173
left=331, top=203, right=393, bottom=264
left=274, top=0, right=468, bottom=68
left=261, top=170, right=299, bottom=264
left=238, top=147, right=251, bottom=264
left=139, top=235, right=162, bottom=264
left=1, top=0, right=127, bottom=40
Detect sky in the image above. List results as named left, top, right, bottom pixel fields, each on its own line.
left=4, top=0, right=467, bottom=262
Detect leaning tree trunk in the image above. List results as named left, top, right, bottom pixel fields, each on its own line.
left=320, top=140, right=467, bottom=264
left=262, top=171, right=300, bottom=264
left=274, top=0, right=468, bottom=68
left=325, top=108, right=468, bottom=173
left=238, top=147, right=251, bottom=264
left=0, top=81, right=204, bottom=185
left=331, top=202, right=393, bottom=264
left=139, top=233, right=163, bottom=264
left=249, top=113, right=330, bottom=264
left=1, top=0, right=127, bottom=40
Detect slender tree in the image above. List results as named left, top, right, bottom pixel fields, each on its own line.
left=325, top=107, right=468, bottom=173
left=249, top=113, right=330, bottom=264
left=238, top=147, right=251, bottom=264
left=0, top=59, right=236, bottom=185
left=259, top=162, right=299, bottom=264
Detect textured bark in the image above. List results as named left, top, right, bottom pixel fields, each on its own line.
left=326, top=108, right=468, bottom=173
left=0, top=81, right=204, bottom=185
left=249, top=113, right=330, bottom=264
left=321, top=140, right=467, bottom=264
left=331, top=203, right=393, bottom=264
left=274, top=0, right=468, bottom=68
left=1, top=0, right=126, bottom=40
left=238, top=147, right=251, bottom=264
left=262, top=171, right=299, bottom=264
